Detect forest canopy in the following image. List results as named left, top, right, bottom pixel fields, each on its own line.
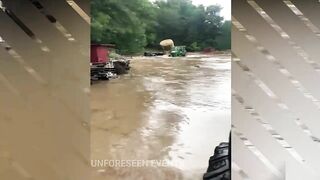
left=91, top=0, right=231, bottom=54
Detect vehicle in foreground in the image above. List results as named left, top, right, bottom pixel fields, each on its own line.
left=203, top=135, right=231, bottom=180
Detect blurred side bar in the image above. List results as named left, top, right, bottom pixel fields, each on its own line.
left=0, top=0, right=90, bottom=180
left=232, top=0, right=320, bottom=179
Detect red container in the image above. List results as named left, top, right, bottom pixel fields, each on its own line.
left=91, top=44, right=115, bottom=64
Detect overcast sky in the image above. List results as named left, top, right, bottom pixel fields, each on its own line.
left=192, top=0, right=231, bottom=20
left=149, top=0, right=231, bottom=20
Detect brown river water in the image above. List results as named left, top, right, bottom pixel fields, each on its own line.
left=91, top=54, right=231, bottom=180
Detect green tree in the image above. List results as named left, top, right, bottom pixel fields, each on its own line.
left=153, top=0, right=224, bottom=51
left=91, top=0, right=156, bottom=54
left=215, top=20, right=231, bottom=50
left=91, top=0, right=230, bottom=54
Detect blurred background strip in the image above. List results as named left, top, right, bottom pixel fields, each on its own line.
left=0, top=0, right=90, bottom=180
left=232, top=0, right=320, bottom=179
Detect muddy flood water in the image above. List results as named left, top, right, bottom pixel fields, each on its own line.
left=91, top=54, right=231, bottom=180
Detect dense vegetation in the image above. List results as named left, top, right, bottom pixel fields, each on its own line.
left=91, top=0, right=231, bottom=54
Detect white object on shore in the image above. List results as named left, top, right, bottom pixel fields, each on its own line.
left=160, top=39, right=175, bottom=47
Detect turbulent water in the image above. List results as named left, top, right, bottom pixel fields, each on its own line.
left=91, top=54, right=231, bottom=180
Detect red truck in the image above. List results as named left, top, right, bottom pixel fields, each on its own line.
left=91, top=44, right=130, bottom=81
left=91, top=44, right=114, bottom=64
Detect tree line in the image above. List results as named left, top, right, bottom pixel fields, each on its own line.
left=91, top=0, right=231, bottom=54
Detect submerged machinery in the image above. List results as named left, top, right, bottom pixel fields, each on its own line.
left=160, top=39, right=187, bottom=57
left=90, top=44, right=130, bottom=81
